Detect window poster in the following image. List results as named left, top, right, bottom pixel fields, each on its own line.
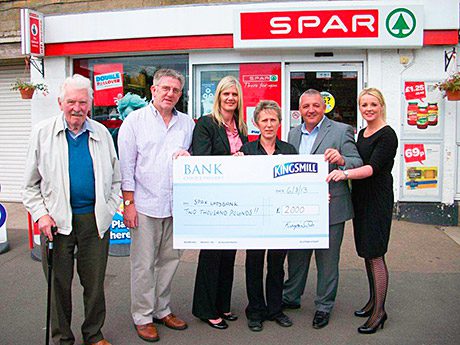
left=239, top=63, right=282, bottom=140
left=401, top=142, right=442, bottom=201
left=93, top=63, right=124, bottom=106
left=201, top=81, right=216, bottom=115
left=402, top=81, right=443, bottom=138
left=290, top=110, right=302, bottom=128
left=110, top=194, right=130, bottom=245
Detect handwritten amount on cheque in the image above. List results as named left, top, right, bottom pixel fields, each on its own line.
left=183, top=200, right=319, bottom=217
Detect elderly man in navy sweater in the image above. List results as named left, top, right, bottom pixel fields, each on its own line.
left=23, top=74, right=121, bottom=345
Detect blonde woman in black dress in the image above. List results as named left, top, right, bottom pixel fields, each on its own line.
left=327, top=88, right=397, bottom=334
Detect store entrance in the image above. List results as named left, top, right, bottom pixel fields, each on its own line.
left=284, top=63, right=363, bottom=138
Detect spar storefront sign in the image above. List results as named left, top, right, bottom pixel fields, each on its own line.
left=234, top=5, right=423, bottom=49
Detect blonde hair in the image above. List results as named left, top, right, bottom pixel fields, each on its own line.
left=358, top=87, right=386, bottom=120
left=211, top=76, right=247, bottom=136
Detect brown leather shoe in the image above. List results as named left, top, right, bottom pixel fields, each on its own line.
left=87, top=339, right=112, bottom=345
left=153, top=313, right=188, bottom=330
left=135, top=323, right=160, bottom=342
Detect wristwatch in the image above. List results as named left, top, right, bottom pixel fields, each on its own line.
left=342, top=170, right=349, bottom=179
left=124, top=199, right=134, bottom=206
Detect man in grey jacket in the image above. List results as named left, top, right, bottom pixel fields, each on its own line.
left=282, top=89, right=362, bottom=329
left=23, top=74, right=121, bottom=345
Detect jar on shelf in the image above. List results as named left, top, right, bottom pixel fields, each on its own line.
left=407, top=102, right=418, bottom=126
left=416, top=106, right=428, bottom=129
left=427, top=102, right=438, bottom=126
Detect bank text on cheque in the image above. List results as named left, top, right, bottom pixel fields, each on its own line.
left=173, top=154, right=329, bottom=249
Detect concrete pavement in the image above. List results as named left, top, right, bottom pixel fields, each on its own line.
left=1, top=202, right=459, bottom=345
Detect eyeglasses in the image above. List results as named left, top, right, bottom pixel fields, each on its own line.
left=158, top=85, right=182, bottom=95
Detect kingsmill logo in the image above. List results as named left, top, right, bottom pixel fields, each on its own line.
left=273, top=162, right=318, bottom=178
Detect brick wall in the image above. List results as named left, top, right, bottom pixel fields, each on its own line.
left=0, top=0, right=276, bottom=61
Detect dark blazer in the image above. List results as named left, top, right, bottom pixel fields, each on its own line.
left=288, top=116, right=362, bottom=225
left=192, top=115, right=248, bottom=155
left=191, top=114, right=248, bottom=320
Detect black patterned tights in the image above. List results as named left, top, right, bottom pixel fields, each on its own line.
left=361, top=256, right=388, bottom=327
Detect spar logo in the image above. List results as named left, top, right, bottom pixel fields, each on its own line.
left=95, top=72, right=122, bottom=91
left=274, top=162, right=318, bottom=178
left=386, top=8, right=416, bottom=39
left=239, top=9, right=379, bottom=40
left=242, top=75, right=278, bottom=83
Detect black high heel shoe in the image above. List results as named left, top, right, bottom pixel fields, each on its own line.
left=201, top=318, right=228, bottom=329
left=358, top=313, right=387, bottom=334
left=354, top=308, right=373, bottom=318
left=221, top=312, right=238, bottom=321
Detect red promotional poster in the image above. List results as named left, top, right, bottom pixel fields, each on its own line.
left=404, top=143, right=426, bottom=164
left=239, top=63, right=282, bottom=140
left=404, top=81, right=426, bottom=100
left=29, top=13, right=44, bottom=56
left=93, top=63, right=124, bottom=106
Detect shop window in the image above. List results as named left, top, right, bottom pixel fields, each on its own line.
left=194, top=65, right=239, bottom=118
left=74, top=54, right=189, bottom=126
left=194, top=63, right=282, bottom=141
left=289, top=70, right=358, bottom=132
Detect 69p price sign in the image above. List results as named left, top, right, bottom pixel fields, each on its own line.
left=404, top=144, right=426, bottom=163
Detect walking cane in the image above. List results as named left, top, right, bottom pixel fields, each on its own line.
left=45, top=226, right=57, bottom=345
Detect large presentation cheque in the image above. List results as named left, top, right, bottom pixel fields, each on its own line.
left=173, top=154, right=329, bottom=249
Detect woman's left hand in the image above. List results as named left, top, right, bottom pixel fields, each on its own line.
left=326, top=169, right=346, bottom=182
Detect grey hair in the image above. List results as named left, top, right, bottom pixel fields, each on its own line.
left=59, top=74, right=93, bottom=102
left=253, top=100, right=282, bottom=123
left=298, top=89, right=324, bottom=106
left=153, top=68, right=185, bottom=89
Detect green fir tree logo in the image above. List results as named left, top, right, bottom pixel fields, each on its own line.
left=386, top=8, right=416, bottom=38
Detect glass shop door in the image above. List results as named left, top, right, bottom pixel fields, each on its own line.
left=284, top=63, right=364, bottom=139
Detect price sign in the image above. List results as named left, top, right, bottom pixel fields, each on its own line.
left=404, top=144, right=426, bottom=163
left=404, top=81, right=426, bottom=100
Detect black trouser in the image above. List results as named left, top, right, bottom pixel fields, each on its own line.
left=192, top=249, right=236, bottom=319
left=41, top=213, right=109, bottom=345
left=245, top=249, right=287, bottom=321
